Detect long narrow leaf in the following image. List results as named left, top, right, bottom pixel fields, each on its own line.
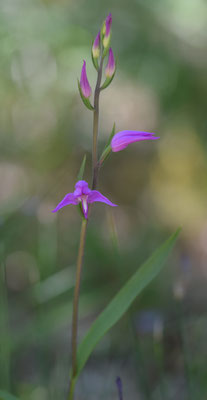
left=76, top=228, right=181, bottom=376
left=0, top=391, right=20, bottom=400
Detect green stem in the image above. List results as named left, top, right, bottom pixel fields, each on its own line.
left=67, top=375, right=76, bottom=400
left=68, top=218, right=87, bottom=400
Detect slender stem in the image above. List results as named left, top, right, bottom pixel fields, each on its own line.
left=68, top=218, right=87, bottom=400
left=68, top=57, right=103, bottom=400
left=92, top=57, right=104, bottom=189
left=68, top=376, right=76, bottom=400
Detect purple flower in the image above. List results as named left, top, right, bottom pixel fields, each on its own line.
left=103, top=13, right=112, bottom=48
left=52, top=180, right=117, bottom=219
left=92, top=31, right=101, bottom=59
left=80, top=60, right=92, bottom=98
left=105, top=48, right=115, bottom=77
left=111, top=131, right=160, bottom=152
left=116, top=377, right=123, bottom=400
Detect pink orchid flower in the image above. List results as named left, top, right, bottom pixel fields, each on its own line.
left=52, top=180, right=117, bottom=219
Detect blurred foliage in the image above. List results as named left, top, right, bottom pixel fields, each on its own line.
left=1, top=0, right=207, bottom=398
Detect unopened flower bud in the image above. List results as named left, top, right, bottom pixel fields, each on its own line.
left=111, top=131, right=160, bottom=152
left=105, top=48, right=115, bottom=78
left=102, top=13, right=112, bottom=48
left=80, top=60, right=92, bottom=98
left=92, top=31, right=101, bottom=59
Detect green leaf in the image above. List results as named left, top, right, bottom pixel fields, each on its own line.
left=76, top=228, right=181, bottom=377
left=77, top=80, right=94, bottom=111
left=0, top=391, right=20, bottom=400
left=77, top=155, right=86, bottom=181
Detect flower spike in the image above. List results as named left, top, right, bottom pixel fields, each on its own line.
left=52, top=180, right=117, bottom=219
left=111, top=131, right=160, bottom=152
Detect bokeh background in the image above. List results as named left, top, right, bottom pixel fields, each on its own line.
left=1, top=0, right=207, bottom=399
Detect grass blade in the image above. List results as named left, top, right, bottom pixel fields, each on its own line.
left=77, top=155, right=86, bottom=181
left=76, top=228, right=181, bottom=377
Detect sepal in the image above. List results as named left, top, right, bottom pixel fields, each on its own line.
left=102, top=41, right=111, bottom=58
left=100, top=71, right=115, bottom=90
left=91, top=48, right=99, bottom=71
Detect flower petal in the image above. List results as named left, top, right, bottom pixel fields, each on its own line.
left=88, top=190, right=117, bottom=207
left=111, top=130, right=160, bottom=152
left=52, top=193, right=78, bottom=213
left=74, top=180, right=91, bottom=196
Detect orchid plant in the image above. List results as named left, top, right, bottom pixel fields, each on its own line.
left=52, top=13, right=180, bottom=400
left=0, top=12, right=181, bottom=400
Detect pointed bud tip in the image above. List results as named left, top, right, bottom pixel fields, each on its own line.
left=106, top=13, right=112, bottom=22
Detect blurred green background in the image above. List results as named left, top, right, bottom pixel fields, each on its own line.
left=1, top=0, right=207, bottom=399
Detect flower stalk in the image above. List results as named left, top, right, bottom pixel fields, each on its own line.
left=68, top=218, right=87, bottom=400
left=68, top=41, right=105, bottom=400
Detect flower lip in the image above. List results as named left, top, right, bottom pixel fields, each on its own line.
left=80, top=60, right=92, bottom=98
left=111, top=130, right=160, bottom=152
